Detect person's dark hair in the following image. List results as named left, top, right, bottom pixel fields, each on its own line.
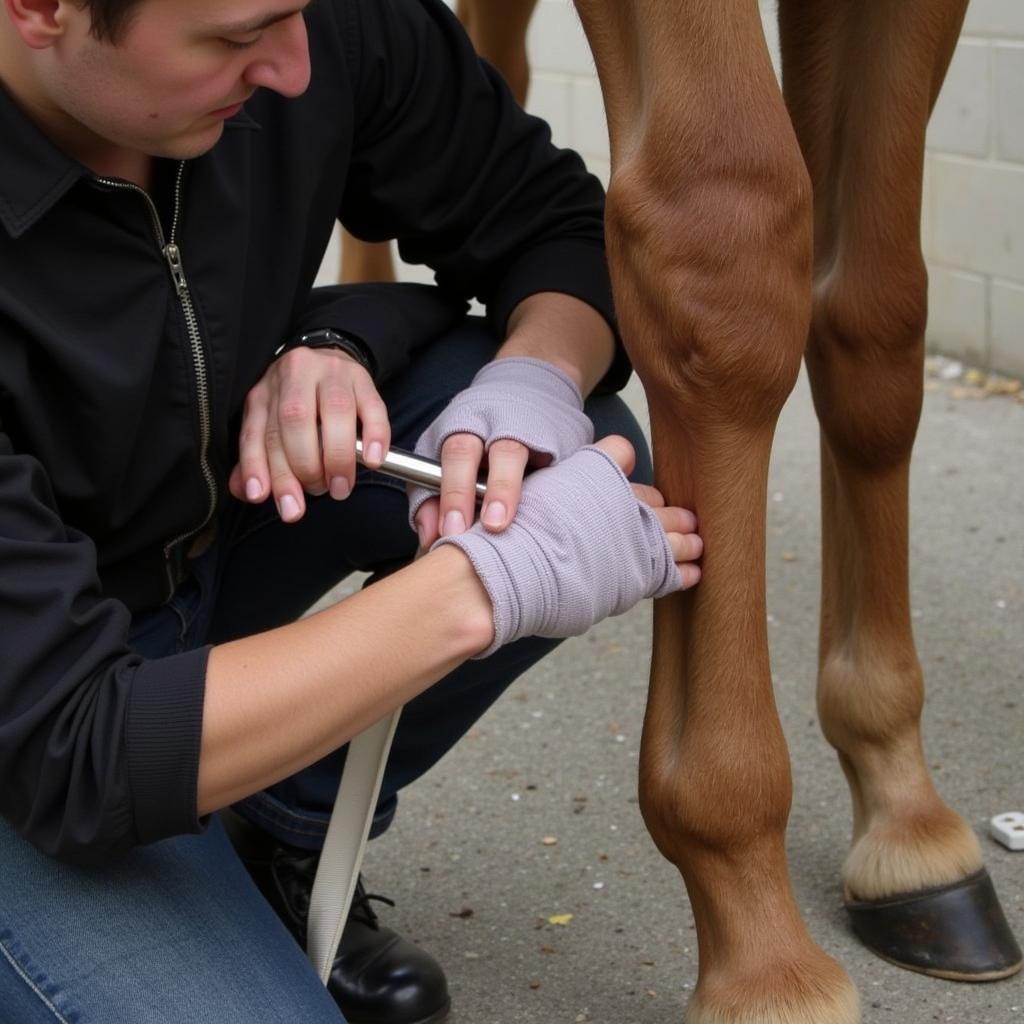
left=77, top=0, right=144, bottom=43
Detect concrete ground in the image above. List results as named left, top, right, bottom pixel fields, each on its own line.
left=338, top=368, right=1023, bottom=1024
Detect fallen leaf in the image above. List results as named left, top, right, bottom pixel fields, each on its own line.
left=548, top=913, right=574, bottom=926
left=541, top=836, right=559, bottom=846
left=985, top=377, right=1022, bottom=396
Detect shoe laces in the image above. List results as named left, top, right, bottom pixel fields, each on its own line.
left=267, top=848, right=395, bottom=934
left=350, top=876, right=396, bottom=930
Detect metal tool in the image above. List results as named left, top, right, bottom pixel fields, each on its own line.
left=355, top=439, right=488, bottom=500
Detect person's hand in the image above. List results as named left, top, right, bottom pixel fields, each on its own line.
left=433, top=435, right=702, bottom=658
left=228, top=346, right=390, bottom=522
left=408, top=357, right=594, bottom=548
left=604, top=436, right=702, bottom=592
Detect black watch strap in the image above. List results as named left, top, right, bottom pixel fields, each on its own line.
left=274, top=328, right=375, bottom=376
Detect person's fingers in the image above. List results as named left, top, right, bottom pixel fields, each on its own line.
left=355, top=377, right=391, bottom=471
left=665, top=529, right=704, bottom=564
left=593, top=434, right=636, bottom=477
left=413, top=495, right=441, bottom=550
left=648, top=502, right=699, bottom=537
left=228, top=464, right=244, bottom=501
left=653, top=503, right=703, bottom=590
left=236, top=383, right=271, bottom=503
left=438, top=432, right=485, bottom=537
left=630, top=482, right=665, bottom=509
left=317, top=359, right=390, bottom=500
left=678, top=563, right=702, bottom=589
left=317, top=377, right=358, bottom=501
left=480, top=438, right=529, bottom=532
left=275, top=352, right=329, bottom=495
left=265, top=393, right=307, bottom=523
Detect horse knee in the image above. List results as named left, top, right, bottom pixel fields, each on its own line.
left=605, top=156, right=812, bottom=430
left=808, top=259, right=929, bottom=468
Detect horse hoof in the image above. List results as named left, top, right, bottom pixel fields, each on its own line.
left=845, top=868, right=1022, bottom=981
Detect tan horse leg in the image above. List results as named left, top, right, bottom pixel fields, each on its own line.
left=338, top=230, right=396, bottom=285
left=457, top=0, right=539, bottom=106
left=573, top=2, right=858, bottom=1020
left=780, top=0, right=1021, bottom=979
left=338, top=0, right=539, bottom=285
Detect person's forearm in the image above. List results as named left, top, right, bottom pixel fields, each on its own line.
left=197, top=545, right=493, bottom=815
left=501, top=292, right=615, bottom=396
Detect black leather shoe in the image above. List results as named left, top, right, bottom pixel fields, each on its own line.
left=222, top=811, right=451, bottom=1024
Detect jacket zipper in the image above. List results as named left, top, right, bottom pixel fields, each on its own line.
left=93, top=163, right=218, bottom=599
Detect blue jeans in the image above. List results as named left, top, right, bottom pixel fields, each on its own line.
left=0, top=317, right=650, bottom=1022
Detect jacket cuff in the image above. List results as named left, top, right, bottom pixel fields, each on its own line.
left=293, top=283, right=469, bottom=384
left=487, top=238, right=632, bottom=395
left=127, top=645, right=210, bottom=845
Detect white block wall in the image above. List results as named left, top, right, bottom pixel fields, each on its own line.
left=519, top=0, right=1024, bottom=377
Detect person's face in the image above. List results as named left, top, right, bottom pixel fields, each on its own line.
left=37, top=0, right=312, bottom=160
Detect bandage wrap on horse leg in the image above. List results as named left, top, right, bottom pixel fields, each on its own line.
left=434, top=445, right=679, bottom=658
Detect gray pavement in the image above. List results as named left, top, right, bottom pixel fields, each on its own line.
left=350, top=369, right=1024, bottom=1024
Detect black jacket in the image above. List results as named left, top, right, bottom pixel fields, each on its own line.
left=0, top=0, right=626, bottom=861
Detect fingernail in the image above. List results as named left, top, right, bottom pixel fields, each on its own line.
left=367, top=442, right=384, bottom=466
left=442, top=510, right=466, bottom=536
left=279, top=494, right=301, bottom=522
left=482, top=501, right=506, bottom=528
left=330, top=476, right=351, bottom=500
left=245, top=477, right=262, bottom=501
left=417, top=522, right=430, bottom=549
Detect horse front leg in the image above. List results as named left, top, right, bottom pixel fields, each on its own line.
left=574, top=1, right=859, bottom=1019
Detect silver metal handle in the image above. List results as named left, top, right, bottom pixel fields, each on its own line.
left=355, top=439, right=488, bottom=500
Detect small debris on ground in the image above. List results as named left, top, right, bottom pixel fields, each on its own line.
left=925, top=355, right=1023, bottom=401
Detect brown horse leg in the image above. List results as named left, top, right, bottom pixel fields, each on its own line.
left=457, top=0, right=540, bottom=106
left=780, top=0, right=1020, bottom=979
left=338, top=230, right=395, bottom=285
left=573, top=1, right=858, bottom=1019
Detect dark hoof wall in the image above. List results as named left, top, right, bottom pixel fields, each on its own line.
left=846, top=868, right=1023, bottom=981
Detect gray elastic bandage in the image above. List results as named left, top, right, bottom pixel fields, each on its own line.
left=408, top=357, right=594, bottom=529
left=434, top=446, right=681, bottom=658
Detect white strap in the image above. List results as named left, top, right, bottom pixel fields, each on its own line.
left=306, top=708, right=401, bottom=983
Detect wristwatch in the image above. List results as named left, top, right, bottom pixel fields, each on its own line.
left=274, top=327, right=375, bottom=377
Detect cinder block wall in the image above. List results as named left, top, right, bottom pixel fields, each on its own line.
left=520, top=0, right=1024, bottom=377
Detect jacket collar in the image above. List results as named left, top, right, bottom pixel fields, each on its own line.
left=0, top=81, right=90, bottom=240
left=0, top=83, right=261, bottom=240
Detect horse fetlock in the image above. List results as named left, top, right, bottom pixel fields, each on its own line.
left=817, top=648, right=924, bottom=755
left=686, top=950, right=860, bottom=1024
left=639, top=743, right=792, bottom=866
left=842, top=803, right=983, bottom=901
